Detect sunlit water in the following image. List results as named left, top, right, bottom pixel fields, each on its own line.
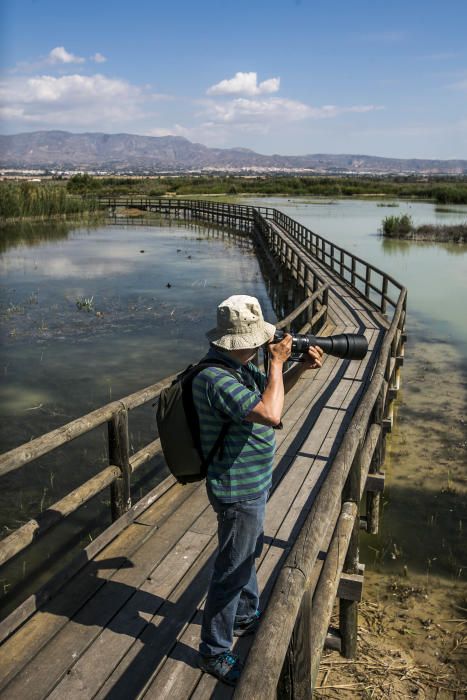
left=0, top=199, right=466, bottom=615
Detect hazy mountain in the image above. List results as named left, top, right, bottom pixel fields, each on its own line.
left=1, top=130, right=466, bottom=174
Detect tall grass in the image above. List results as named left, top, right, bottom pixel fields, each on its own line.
left=0, top=182, right=98, bottom=220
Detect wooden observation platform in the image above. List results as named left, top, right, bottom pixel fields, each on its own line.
left=0, top=200, right=406, bottom=699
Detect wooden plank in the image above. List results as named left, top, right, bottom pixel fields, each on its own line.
left=276, top=356, right=343, bottom=457
left=46, top=529, right=213, bottom=700
left=93, top=538, right=217, bottom=700
left=0, top=478, right=187, bottom=686
left=0, top=486, right=210, bottom=700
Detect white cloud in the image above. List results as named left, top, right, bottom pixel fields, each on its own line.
left=200, top=97, right=383, bottom=125
left=47, top=47, right=85, bottom=65
left=146, top=125, right=191, bottom=138
left=0, top=73, right=160, bottom=128
left=91, top=53, right=107, bottom=64
left=207, top=72, right=280, bottom=96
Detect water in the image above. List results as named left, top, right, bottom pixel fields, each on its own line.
left=1, top=199, right=466, bottom=615
left=244, top=197, right=467, bottom=587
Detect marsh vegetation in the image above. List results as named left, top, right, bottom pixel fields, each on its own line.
left=382, top=213, right=467, bottom=242
left=2, top=175, right=467, bottom=223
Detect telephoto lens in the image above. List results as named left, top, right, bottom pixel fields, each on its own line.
left=273, top=330, right=368, bottom=361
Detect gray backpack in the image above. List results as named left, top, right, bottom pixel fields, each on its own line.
left=156, top=358, right=241, bottom=484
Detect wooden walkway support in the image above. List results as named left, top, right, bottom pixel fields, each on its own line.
left=0, top=199, right=406, bottom=699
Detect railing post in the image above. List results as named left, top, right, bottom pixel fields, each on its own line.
left=381, top=276, right=388, bottom=315
left=366, top=384, right=385, bottom=534
left=311, top=274, right=319, bottom=323
left=365, top=266, right=371, bottom=299
left=277, top=584, right=313, bottom=700
left=339, top=443, right=362, bottom=658
left=322, top=285, right=329, bottom=325
left=351, top=257, right=356, bottom=287
left=108, top=404, right=131, bottom=522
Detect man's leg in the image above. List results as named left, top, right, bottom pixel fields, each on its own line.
left=199, top=489, right=267, bottom=658
left=234, top=527, right=263, bottom=625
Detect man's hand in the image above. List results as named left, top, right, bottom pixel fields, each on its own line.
left=301, top=345, right=324, bottom=370
left=268, top=333, right=292, bottom=365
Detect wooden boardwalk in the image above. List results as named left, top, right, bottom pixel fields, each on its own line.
left=0, top=200, right=406, bottom=699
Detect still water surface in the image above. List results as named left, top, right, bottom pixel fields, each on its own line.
left=0, top=199, right=466, bottom=613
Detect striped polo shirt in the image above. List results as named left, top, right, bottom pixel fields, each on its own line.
left=192, top=347, right=275, bottom=503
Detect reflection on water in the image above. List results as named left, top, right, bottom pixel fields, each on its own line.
left=0, top=220, right=75, bottom=254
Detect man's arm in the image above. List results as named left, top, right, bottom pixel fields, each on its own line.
left=245, top=337, right=323, bottom=427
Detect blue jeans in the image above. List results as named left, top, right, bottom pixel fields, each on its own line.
left=199, top=487, right=268, bottom=657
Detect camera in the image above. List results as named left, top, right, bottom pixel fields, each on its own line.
left=272, top=330, right=368, bottom=361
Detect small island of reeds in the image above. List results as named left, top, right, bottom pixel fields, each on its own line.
left=381, top=214, right=467, bottom=243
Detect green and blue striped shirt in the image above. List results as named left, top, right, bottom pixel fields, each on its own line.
left=192, top=347, right=275, bottom=503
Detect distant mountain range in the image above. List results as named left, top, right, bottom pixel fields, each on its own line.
left=1, top=130, right=466, bottom=175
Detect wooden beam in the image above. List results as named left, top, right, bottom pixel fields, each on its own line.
left=109, top=405, right=131, bottom=521
left=365, top=472, right=385, bottom=493
left=0, top=475, right=177, bottom=645
left=337, top=572, right=364, bottom=602
left=309, top=502, right=358, bottom=688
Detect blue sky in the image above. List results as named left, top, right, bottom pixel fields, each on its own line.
left=1, top=0, right=466, bottom=158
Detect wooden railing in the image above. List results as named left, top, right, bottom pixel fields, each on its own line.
left=268, top=208, right=404, bottom=316
left=0, top=199, right=406, bottom=696
left=235, top=287, right=406, bottom=698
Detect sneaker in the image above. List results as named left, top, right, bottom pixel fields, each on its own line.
left=197, top=651, right=243, bottom=686
left=234, top=609, right=261, bottom=637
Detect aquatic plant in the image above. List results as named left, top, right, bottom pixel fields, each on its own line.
left=6, top=304, right=24, bottom=314
left=382, top=214, right=414, bottom=237
left=382, top=214, right=467, bottom=242
left=76, top=296, right=95, bottom=312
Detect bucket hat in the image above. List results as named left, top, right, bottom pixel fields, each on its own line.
left=206, top=295, right=276, bottom=350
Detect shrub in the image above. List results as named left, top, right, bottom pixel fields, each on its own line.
left=382, top=214, right=413, bottom=237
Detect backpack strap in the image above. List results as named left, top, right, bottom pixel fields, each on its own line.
left=182, top=358, right=243, bottom=478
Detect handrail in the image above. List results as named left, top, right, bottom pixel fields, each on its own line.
left=267, top=208, right=404, bottom=315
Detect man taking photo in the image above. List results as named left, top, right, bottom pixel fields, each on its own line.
left=194, top=294, right=323, bottom=685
